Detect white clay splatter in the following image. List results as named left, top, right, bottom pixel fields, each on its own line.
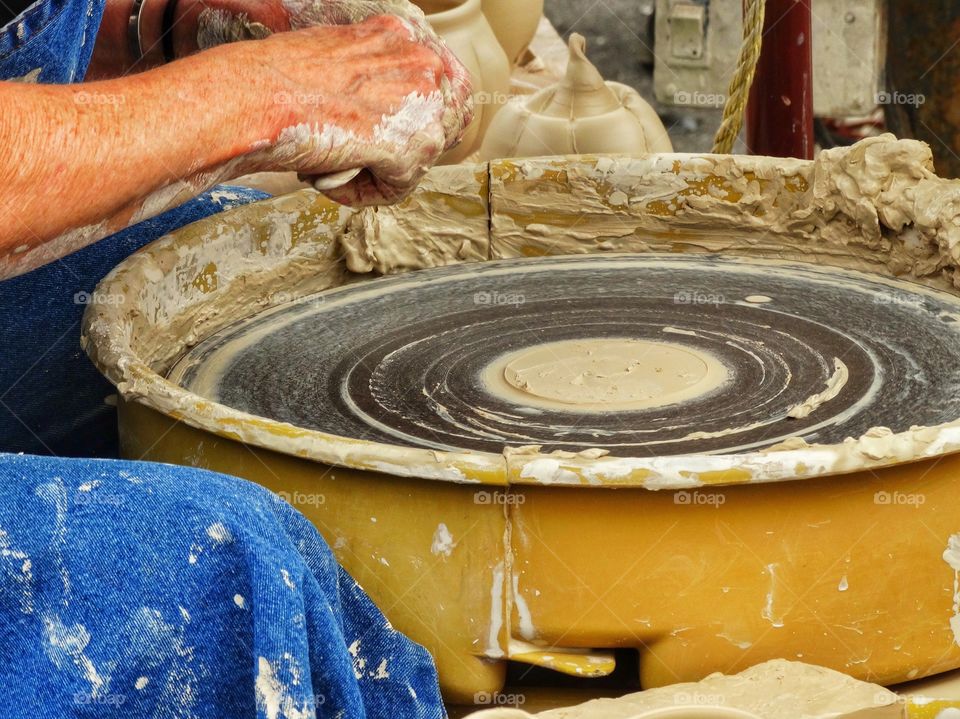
left=255, top=656, right=312, bottom=719
left=134, top=607, right=199, bottom=715
left=43, top=615, right=107, bottom=698
left=348, top=639, right=366, bottom=679
left=0, top=527, right=34, bottom=614
left=430, top=523, right=455, bottom=557
left=487, top=561, right=505, bottom=658
left=206, top=522, right=233, bottom=544
left=519, top=458, right=580, bottom=485
left=512, top=574, right=536, bottom=640
left=943, top=534, right=960, bottom=645
left=35, top=479, right=71, bottom=601
left=373, top=91, right=443, bottom=146
left=762, top=563, right=784, bottom=628
left=717, top=632, right=752, bottom=650
left=662, top=326, right=698, bottom=337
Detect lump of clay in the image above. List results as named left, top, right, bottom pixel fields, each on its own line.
left=478, top=33, right=673, bottom=160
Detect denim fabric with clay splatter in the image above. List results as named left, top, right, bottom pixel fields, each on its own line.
left=0, top=453, right=446, bottom=718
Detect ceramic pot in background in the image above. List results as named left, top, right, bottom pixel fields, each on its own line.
left=478, top=33, right=673, bottom=161
left=414, top=0, right=511, bottom=164
left=481, top=0, right=544, bottom=64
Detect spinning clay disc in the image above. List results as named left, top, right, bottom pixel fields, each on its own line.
left=167, top=255, right=960, bottom=456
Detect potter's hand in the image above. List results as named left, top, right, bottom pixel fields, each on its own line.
left=231, top=17, right=472, bottom=204
left=88, top=0, right=472, bottom=204
left=194, top=0, right=474, bottom=155
left=168, top=0, right=473, bottom=200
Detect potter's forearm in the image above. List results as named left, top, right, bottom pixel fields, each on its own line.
left=0, top=47, right=269, bottom=279
left=0, top=18, right=473, bottom=277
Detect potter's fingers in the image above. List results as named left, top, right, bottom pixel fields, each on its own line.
left=309, top=167, right=363, bottom=191
left=322, top=121, right=446, bottom=207
left=316, top=0, right=428, bottom=25
left=321, top=159, right=433, bottom=208
left=321, top=169, right=408, bottom=206
left=337, top=10, right=426, bottom=37
left=439, top=75, right=475, bottom=152
left=371, top=116, right=448, bottom=185
left=432, top=44, right=474, bottom=150
left=399, top=37, right=473, bottom=152
left=352, top=15, right=471, bottom=151
left=286, top=0, right=380, bottom=26
left=416, top=44, right=447, bottom=87
left=438, top=43, right=474, bottom=110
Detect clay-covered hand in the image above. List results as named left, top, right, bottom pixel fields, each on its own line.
left=173, top=0, right=472, bottom=205
left=187, top=0, right=470, bottom=102
left=189, top=0, right=436, bottom=38
left=283, top=0, right=475, bottom=166
left=223, top=16, right=470, bottom=204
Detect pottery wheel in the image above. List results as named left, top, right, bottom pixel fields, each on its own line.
left=167, top=255, right=960, bottom=456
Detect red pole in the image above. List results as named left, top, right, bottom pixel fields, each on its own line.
left=745, top=0, right=814, bottom=159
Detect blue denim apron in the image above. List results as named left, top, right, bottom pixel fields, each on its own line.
left=0, top=7, right=447, bottom=718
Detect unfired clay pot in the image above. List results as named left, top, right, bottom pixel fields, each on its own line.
left=415, top=0, right=511, bottom=163
left=478, top=33, right=673, bottom=160
left=481, top=0, right=544, bottom=64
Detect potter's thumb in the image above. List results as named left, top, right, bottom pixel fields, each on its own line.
left=439, top=77, right=475, bottom=150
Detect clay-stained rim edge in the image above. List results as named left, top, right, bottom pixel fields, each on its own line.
left=81, top=152, right=960, bottom=490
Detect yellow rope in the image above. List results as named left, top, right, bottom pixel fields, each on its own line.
left=712, top=0, right=766, bottom=154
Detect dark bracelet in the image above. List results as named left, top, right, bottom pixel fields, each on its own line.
left=161, top=0, right=180, bottom=63
left=128, top=0, right=180, bottom=65
left=127, top=0, right=148, bottom=64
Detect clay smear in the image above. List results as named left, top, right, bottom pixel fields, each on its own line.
left=787, top=358, right=849, bottom=419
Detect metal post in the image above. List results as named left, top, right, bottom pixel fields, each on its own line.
left=745, top=0, right=814, bottom=158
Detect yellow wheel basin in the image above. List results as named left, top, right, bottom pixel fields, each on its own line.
left=83, top=136, right=960, bottom=702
